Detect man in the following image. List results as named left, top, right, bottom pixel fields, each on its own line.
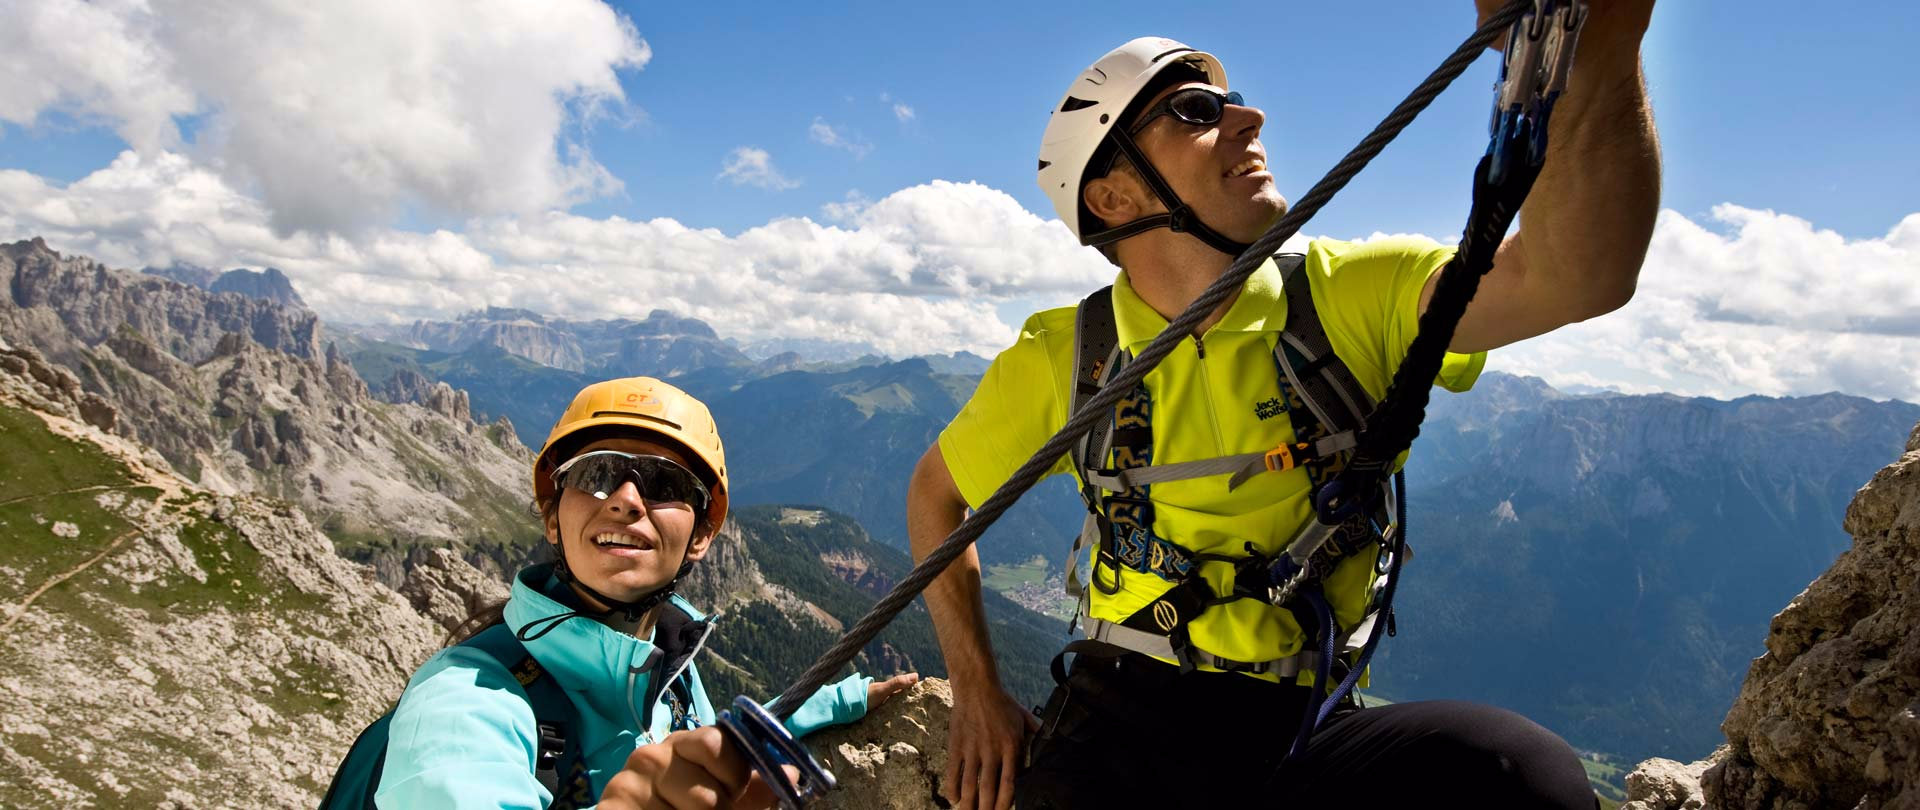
left=908, top=2, right=1658, bottom=808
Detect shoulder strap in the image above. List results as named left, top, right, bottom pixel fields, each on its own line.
left=1069, top=284, right=1121, bottom=483
left=1273, top=253, right=1375, bottom=435
left=320, top=625, right=588, bottom=810
left=461, top=624, right=589, bottom=808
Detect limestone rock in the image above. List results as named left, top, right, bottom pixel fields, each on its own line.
left=1622, top=755, right=1716, bottom=810
left=810, top=678, right=954, bottom=810
left=1678, top=421, right=1920, bottom=809
left=0, top=373, right=446, bottom=807
left=399, top=547, right=512, bottom=633
left=0, top=238, right=540, bottom=580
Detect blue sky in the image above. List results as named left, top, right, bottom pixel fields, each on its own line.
left=577, top=0, right=1914, bottom=241
left=1, top=0, right=1916, bottom=400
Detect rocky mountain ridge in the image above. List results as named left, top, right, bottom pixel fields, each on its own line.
left=359, top=305, right=753, bottom=376
left=1623, top=421, right=1920, bottom=809
left=1386, top=372, right=1920, bottom=760
left=142, top=261, right=309, bottom=311
left=0, top=339, right=457, bottom=805
left=0, top=238, right=539, bottom=580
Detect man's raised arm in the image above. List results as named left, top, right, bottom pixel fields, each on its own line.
left=1438, top=0, right=1662, bottom=354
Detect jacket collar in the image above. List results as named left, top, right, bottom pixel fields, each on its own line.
left=502, top=564, right=711, bottom=725
left=1111, top=255, right=1286, bottom=351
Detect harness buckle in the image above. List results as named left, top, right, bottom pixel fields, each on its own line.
left=1263, top=442, right=1310, bottom=473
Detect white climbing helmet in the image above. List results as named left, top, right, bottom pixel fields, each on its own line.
left=1037, top=37, right=1228, bottom=243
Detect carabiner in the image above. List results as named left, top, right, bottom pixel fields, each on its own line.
left=1487, top=0, right=1588, bottom=185
left=716, top=696, right=837, bottom=810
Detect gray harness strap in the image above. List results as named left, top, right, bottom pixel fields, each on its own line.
left=1084, top=431, right=1360, bottom=493
left=1275, top=256, right=1377, bottom=433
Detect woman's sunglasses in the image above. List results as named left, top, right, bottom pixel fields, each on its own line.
left=1129, top=87, right=1245, bottom=135
left=552, top=450, right=711, bottom=514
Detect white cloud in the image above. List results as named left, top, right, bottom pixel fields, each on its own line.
left=0, top=0, right=648, bottom=235
left=717, top=147, right=800, bottom=191
left=880, top=92, right=915, bottom=123
left=808, top=117, right=873, bottom=158
left=0, top=0, right=196, bottom=151
left=1491, top=206, right=1920, bottom=402
left=822, top=190, right=872, bottom=223
left=8, top=152, right=1912, bottom=397
left=2, top=155, right=1112, bottom=356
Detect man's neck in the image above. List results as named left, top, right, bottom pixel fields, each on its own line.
left=1117, top=232, right=1243, bottom=333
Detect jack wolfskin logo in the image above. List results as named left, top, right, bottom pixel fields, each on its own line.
left=1254, top=398, right=1286, bottom=421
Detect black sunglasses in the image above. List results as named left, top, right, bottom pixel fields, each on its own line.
left=552, top=451, right=711, bottom=514
left=1129, top=87, right=1245, bottom=135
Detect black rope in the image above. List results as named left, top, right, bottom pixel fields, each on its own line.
left=769, top=0, right=1534, bottom=717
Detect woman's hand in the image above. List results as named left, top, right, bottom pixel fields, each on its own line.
left=868, top=672, right=920, bottom=709
left=599, top=727, right=781, bottom=810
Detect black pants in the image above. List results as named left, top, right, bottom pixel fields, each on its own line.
left=1017, top=652, right=1598, bottom=808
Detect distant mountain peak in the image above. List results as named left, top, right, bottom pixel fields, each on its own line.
left=210, top=266, right=306, bottom=310
left=459, top=305, right=546, bottom=324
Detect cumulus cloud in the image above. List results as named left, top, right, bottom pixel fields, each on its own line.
left=0, top=0, right=648, bottom=234
left=717, top=147, right=800, bottom=191
left=822, top=190, right=872, bottom=223
left=2, top=155, right=1110, bottom=356
left=808, top=117, right=873, bottom=158
left=0, top=0, right=196, bottom=151
left=1491, top=206, right=1920, bottom=402
left=7, top=151, right=1911, bottom=396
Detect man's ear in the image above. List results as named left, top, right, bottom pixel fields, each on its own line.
left=1083, top=170, right=1146, bottom=227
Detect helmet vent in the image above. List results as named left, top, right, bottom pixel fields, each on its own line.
left=1038, top=159, right=1051, bottom=171
left=1149, top=47, right=1196, bottom=65
left=1060, top=96, right=1099, bottom=112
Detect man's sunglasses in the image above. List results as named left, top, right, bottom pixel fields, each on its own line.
left=1129, top=87, right=1245, bottom=135
left=552, top=450, right=711, bottom=514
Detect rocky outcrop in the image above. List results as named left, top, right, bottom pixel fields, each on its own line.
left=1625, top=421, right=1920, bottom=809
left=0, top=360, right=485, bottom=807
left=398, top=547, right=511, bottom=633
left=0, top=340, right=117, bottom=433
left=210, top=266, right=307, bottom=310
left=3, top=238, right=321, bottom=362
left=811, top=679, right=954, bottom=810
left=143, top=261, right=221, bottom=289
left=1622, top=755, right=1713, bottom=810
left=0, top=238, right=541, bottom=579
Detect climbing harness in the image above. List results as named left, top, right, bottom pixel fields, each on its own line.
left=1058, top=251, right=1395, bottom=690
left=720, top=0, right=1586, bottom=801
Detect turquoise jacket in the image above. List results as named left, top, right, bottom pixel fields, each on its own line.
left=376, top=565, right=871, bottom=808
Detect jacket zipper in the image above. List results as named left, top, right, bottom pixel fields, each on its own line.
left=1193, top=335, right=1227, bottom=455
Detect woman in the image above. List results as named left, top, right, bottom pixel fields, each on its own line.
left=376, top=376, right=916, bottom=809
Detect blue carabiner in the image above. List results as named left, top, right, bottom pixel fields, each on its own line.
left=716, top=695, right=837, bottom=809
left=1486, top=0, right=1587, bottom=186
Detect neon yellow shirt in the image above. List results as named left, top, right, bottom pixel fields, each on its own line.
left=937, top=237, right=1487, bottom=681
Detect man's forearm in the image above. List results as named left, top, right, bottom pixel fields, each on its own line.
left=907, top=451, right=1004, bottom=690
left=1515, top=45, right=1661, bottom=319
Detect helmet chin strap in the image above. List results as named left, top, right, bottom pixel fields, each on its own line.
left=1082, top=127, right=1254, bottom=258
left=517, top=513, right=698, bottom=642
left=552, top=552, right=694, bottom=623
